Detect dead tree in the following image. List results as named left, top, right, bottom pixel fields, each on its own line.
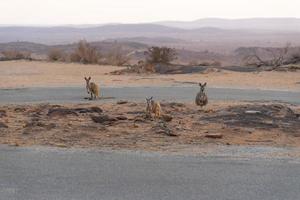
left=243, top=43, right=291, bottom=70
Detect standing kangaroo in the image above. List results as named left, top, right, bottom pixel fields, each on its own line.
left=146, top=97, right=162, bottom=118
left=84, top=77, right=100, bottom=100
left=195, top=82, right=208, bottom=107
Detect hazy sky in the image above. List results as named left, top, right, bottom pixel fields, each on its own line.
left=1, top=0, right=300, bottom=25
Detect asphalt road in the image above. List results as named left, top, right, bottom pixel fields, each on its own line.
left=1, top=146, right=300, bottom=200
left=0, top=86, right=299, bottom=104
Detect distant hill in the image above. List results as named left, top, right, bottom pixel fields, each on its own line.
left=156, top=18, right=300, bottom=31
left=1, top=19, right=300, bottom=54
left=0, top=24, right=184, bottom=44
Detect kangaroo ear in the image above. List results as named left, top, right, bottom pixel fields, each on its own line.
left=84, top=77, right=87, bottom=81
left=203, top=82, right=207, bottom=87
left=88, top=77, right=91, bottom=80
left=199, top=83, right=202, bottom=87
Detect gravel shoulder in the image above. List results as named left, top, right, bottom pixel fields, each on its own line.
left=0, top=101, right=299, bottom=151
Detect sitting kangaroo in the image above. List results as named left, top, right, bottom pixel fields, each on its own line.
left=84, top=77, right=100, bottom=100
left=146, top=97, right=162, bottom=118
left=195, top=82, right=208, bottom=107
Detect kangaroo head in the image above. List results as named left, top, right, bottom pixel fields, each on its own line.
left=146, top=96, right=153, bottom=107
left=199, top=82, right=207, bottom=93
left=84, top=77, right=92, bottom=93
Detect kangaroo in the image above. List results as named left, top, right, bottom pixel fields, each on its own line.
left=84, top=77, right=100, bottom=100
left=146, top=97, right=162, bottom=118
left=195, top=82, right=208, bottom=107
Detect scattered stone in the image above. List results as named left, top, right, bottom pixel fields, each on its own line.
left=134, top=117, right=146, bottom=123
left=167, top=102, right=185, bottom=108
left=245, top=110, right=261, bottom=114
left=22, top=130, right=31, bottom=135
left=91, top=115, right=117, bottom=125
left=202, top=104, right=300, bottom=132
left=161, top=114, right=173, bottom=122
left=74, top=107, right=103, bottom=114
left=116, top=116, right=128, bottom=120
left=14, top=107, right=26, bottom=112
left=0, top=122, right=8, bottom=128
left=29, top=121, right=56, bottom=129
left=117, top=100, right=128, bottom=105
left=205, top=133, right=223, bottom=139
left=47, top=108, right=78, bottom=117
left=201, top=68, right=221, bottom=74
left=0, top=110, right=7, bottom=118
left=152, top=122, right=177, bottom=137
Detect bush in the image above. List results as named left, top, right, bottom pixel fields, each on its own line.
left=48, top=48, right=65, bottom=61
left=1, top=50, right=31, bottom=60
left=70, top=40, right=101, bottom=64
left=144, top=46, right=177, bottom=64
left=105, top=47, right=131, bottom=66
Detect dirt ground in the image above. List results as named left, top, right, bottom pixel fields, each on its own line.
left=0, top=101, right=299, bottom=151
left=0, top=61, right=299, bottom=91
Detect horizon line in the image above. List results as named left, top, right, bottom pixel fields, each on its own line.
left=0, top=17, right=299, bottom=27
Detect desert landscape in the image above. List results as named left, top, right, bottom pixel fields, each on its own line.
left=0, top=59, right=299, bottom=151
left=1, top=18, right=300, bottom=151
left=2, top=1, right=300, bottom=199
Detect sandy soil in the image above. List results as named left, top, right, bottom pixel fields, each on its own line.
left=0, top=101, right=299, bottom=151
left=0, top=61, right=299, bottom=91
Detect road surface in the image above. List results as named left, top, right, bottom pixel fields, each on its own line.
left=0, top=86, right=299, bottom=104
left=0, top=145, right=300, bottom=200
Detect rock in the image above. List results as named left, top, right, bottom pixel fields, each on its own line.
left=74, top=107, right=103, bottom=114
left=245, top=110, right=261, bottom=114
left=167, top=102, right=185, bottom=108
left=201, top=68, right=221, bottom=74
left=205, top=133, right=223, bottom=139
left=152, top=122, right=177, bottom=137
left=202, top=104, right=300, bottom=132
left=25, top=121, right=56, bottom=129
left=134, top=117, right=146, bottom=123
left=14, top=107, right=26, bottom=112
left=91, top=115, right=117, bottom=125
left=162, top=114, right=173, bottom=122
left=0, top=110, right=7, bottom=118
left=116, top=116, right=128, bottom=120
left=117, top=100, right=128, bottom=105
left=47, top=108, right=78, bottom=117
left=0, top=122, right=8, bottom=128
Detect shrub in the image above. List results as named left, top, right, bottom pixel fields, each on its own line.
left=70, top=40, right=101, bottom=64
left=48, top=48, right=65, bottom=61
left=144, top=46, right=177, bottom=64
left=105, top=47, right=131, bottom=66
left=1, top=50, right=31, bottom=60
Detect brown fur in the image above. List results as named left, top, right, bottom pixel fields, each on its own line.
left=195, top=82, right=208, bottom=107
left=84, top=77, right=100, bottom=100
left=146, top=97, right=162, bottom=118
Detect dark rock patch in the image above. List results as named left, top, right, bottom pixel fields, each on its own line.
left=117, top=100, right=128, bottom=105
left=14, top=107, right=26, bottom=112
left=91, top=115, right=117, bottom=125
left=202, top=104, right=300, bottom=133
left=47, top=108, right=79, bottom=117
left=74, top=107, right=103, bottom=114
left=0, top=122, right=8, bottom=128
left=152, top=122, right=177, bottom=137
left=0, top=110, right=7, bottom=118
